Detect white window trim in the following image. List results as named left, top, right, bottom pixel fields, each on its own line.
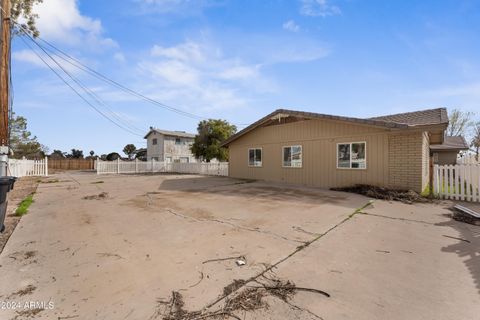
left=336, top=141, right=367, bottom=170
left=282, top=145, right=303, bottom=168
left=248, top=148, right=263, bottom=167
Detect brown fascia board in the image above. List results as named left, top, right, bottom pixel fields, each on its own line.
left=221, top=109, right=409, bottom=147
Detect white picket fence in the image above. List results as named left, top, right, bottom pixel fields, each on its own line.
left=8, top=158, right=48, bottom=177
left=433, top=164, right=480, bottom=202
left=96, top=159, right=228, bottom=176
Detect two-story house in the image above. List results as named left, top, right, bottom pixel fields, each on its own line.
left=144, top=128, right=197, bottom=163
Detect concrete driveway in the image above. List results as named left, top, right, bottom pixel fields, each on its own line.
left=0, top=172, right=478, bottom=320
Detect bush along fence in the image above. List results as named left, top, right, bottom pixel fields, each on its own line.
left=8, top=158, right=48, bottom=177
left=433, top=164, right=480, bottom=202
left=96, top=159, right=229, bottom=177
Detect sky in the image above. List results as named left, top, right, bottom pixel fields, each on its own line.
left=10, top=0, right=480, bottom=155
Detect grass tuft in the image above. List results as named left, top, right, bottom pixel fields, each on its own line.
left=15, top=194, right=35, bottom=216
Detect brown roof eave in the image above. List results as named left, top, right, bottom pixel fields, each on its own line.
left=221, top=109, right=409, bottom=147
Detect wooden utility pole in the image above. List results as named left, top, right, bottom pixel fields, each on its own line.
left=0, top=0, right=10, bottom=147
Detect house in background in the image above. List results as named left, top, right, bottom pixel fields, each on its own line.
left=430, top=136, right=469, bottom=165
left=144, top=128, right=197, bottom=163
left=221, top=108, right=461, bottom=193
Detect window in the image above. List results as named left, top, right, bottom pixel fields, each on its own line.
left=337, top=142, right=366, bottom=169
left=152, top=138, right=157, bottom=145
left=248, top=148, right=262, bottom=167
left=175, top=138, right=181, bottom=145
left=283, top=145, right=302, bottom=168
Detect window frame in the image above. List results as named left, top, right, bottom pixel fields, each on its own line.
left=175, top=138, right=181, bottom=145
left=152, top=138, right=158, bottom=145
left=282, top=145, right=303, bottom=168
left=336, top=141, right=367, bottom=170
left=248, top=148, right=263, bottom=167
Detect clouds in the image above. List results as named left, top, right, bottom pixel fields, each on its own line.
left=32, top=0, right=116, bottom=49
left=12, top=50, right=45, bottom=68
left=283, top=20, right=300, bottom=32
left=138, top=40, right=267, bottom=111
left=134, top=0, right=222, bottom=15
left=300, top=0, right=341, bottom=17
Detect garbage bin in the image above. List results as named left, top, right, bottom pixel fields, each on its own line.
left=0, top=177, right=16, bottom=233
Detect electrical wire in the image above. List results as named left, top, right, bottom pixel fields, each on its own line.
left=1, top=4, right=250, bottom=131
left=19, top=35, right=144, bottom=137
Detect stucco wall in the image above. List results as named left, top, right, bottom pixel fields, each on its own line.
left=163, top=136, right=196, bottom=163
left=146, top=132, right=164, bottom=161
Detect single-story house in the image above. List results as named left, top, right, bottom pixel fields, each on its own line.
left=144, top=128, right=197, bottom=163
left=221, top=108, right=462, bottom=193
left=430, top=136, right=469, bottom=165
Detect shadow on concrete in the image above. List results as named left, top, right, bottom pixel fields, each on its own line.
left=436, top=214, right=480, bottom=295
left=157, top=176, right=353, bottom=206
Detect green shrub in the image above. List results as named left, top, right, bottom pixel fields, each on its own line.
left=16, top=194, right=35, bottom=216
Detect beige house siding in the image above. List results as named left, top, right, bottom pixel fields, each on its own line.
left=229, top=118, right=393, bottom=189
left=228, top=118, right=429, bottom=192
left=434, top=151, right=458, bottom=165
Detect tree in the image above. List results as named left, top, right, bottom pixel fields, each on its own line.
left=106, top=152, right=120, bottom=161
left=89, top=150, right=95, bottom=157
left=11, top=0, right=43, bottom=38
left=135, top=149, right=147, bottom=161
left=472, top=122, right=480, bottom=159
left=123, top=144, right=136, bottom=160
left=447, top=109, right=474, bottom=137
left=191, top=119, right=237, bottom=162
left=68, top=149, right=84, bottom=159
left=10, top=112, right=47, bottom=158
left=49, top=149, right=65, bottom=159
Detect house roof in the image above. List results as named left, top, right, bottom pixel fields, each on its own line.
left=144, top=128, right=195, bottom=139
left=430, top=136, right=469, bottom=151
left=369, top=108, right=449, bottom=126
left=221, top=108, right=449, bottom=147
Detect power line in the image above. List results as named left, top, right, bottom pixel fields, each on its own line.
left=2, top=6, right=250, bottom=130
left=19, top=35, right=144, bottom=137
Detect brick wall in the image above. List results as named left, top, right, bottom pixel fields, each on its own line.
left=388, top=132, right=423, bottom=192
left=421, top=132, right=430, bottom=192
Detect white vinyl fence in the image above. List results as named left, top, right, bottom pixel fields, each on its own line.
left=433, top=164, right=480, bottom=202
left=8, top=158, right=48, bottom=178
left=96, top=159, right=228, bottom=176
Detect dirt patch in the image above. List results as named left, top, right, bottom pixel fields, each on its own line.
left=451, top=210, right=480, bottom=226
left=331, top=184, right=429, bottom=204
left=13, top=307, right=44, bottom=320
left=8, top=285, right=36, bottom=298
left=82, top=192, right=108, bottom=200
left=1, top=177, right=41, bottom=254
left=8, top=250, right=38, bottom=264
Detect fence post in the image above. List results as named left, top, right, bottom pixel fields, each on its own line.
left=117, top=158, right=120, bottom=174
left=45, top=157, right=48, bottom=177
left=135, top=158, right=138, bottom=173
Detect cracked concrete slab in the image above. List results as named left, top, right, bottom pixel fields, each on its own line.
left=0, top=172, right=479, bottom=320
